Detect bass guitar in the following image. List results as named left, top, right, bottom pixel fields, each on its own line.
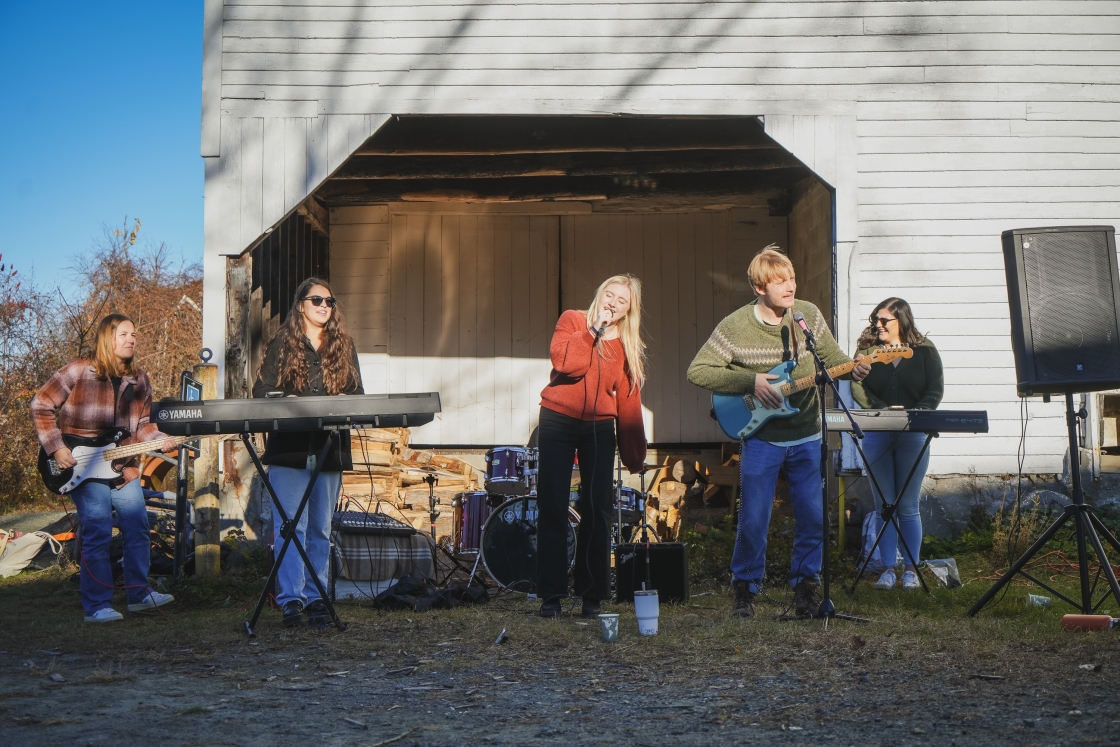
left=37, top=429, right=209, bottom=495
left=711, top=344, right=913, bottom=440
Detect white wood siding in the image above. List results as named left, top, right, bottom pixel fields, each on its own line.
left=204, top=0, right=1120, bottom=474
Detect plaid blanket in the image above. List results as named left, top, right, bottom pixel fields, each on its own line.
left=333, top=530, right=433, bottom=582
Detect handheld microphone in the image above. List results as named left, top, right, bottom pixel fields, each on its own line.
left=792, top=311, right=816, bottom=345
left=594, top=310, right=612, bottom=342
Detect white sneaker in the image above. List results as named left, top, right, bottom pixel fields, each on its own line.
left=874, top=569, right=897, bottom=589
left=128, top=591, right=175, bottom=612
left=901, top=570, right=921, bottom=589
left=84, top=608, right=124, bottom=623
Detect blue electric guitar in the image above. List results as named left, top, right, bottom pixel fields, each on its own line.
left=711, top=344, right=912, bottom=440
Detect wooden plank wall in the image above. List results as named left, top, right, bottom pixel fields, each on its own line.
left=787, top=179, right=834, bottom=322
left=330, top=205, right=787, bottom=445
left=330, top=205, right=561, bottom=445
left=561, top=209, right=786, bottom=444
left=205, top=0, right=1120, bottom=474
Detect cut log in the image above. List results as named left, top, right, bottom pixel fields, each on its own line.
left=646, top=455, right=675, bottom=495
left=671, top=460, right=698, bottom=485
left=664, top=506, right=685, bottom=541
left=657, top=481, right=688, bottom=510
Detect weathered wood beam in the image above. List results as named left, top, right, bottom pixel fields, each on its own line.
left=356, top=143, right=781, bottom=157
left=296, top=196, right=330, bottom=237
left=224, top=254, right=253, bottom=400
left=331, top=149, right=798, bottom=180
left=357, top=114, right=775, bottom=157
left=316, top=170, right=806, bottom=206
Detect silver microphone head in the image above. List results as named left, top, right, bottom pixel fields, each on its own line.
left=792, top=311, right=805, bottom=323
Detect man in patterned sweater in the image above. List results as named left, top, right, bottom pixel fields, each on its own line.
left=687, top=246, right=870, bottom=618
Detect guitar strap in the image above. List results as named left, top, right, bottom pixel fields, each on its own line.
left=786, top=310, right=800, bottom=363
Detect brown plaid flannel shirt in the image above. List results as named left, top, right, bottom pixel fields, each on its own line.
left=30, top=359, right=167, bottom=484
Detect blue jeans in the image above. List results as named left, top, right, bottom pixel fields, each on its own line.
left=268, top=466, right=340, bottom=607
left=732, top=438, right=823, bottom=594
left=71, top=479, right=152, bottom=614
left=863, top=431, right=930, bottom=568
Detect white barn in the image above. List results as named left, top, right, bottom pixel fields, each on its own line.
left=199, top=0, right=1120, bottom=499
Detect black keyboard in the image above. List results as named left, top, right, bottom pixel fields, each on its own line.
left=332, top=511, right=416, bottom=537
left=151, top=392, right=441, bottom=435
left=824, top=409, right=988, bottom=434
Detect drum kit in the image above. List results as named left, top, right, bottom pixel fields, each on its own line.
left=450, top=446, right=659, bottom=594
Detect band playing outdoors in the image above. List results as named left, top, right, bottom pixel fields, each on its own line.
left=33, top=244, right=978, bottom=626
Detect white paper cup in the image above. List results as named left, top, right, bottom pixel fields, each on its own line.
left=598, top=613, right=620, bottom=642
left=634, top=590, right=659, bottom=635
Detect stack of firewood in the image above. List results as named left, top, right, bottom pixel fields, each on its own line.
left=643, top=454, right=740, bottom=540
left=341, top=428, right=482, bottom=542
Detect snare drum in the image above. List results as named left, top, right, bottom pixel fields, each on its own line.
left=480, top=497, right=579, bottom=592
left=452, top=491, right=494, bottom=555
left=485, top=447, right=538, bottom=496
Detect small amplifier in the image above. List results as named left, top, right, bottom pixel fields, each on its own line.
left=614, top=542, right=689, bottom=603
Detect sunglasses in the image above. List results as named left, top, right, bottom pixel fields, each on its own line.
left=871, top=316, right=897, bottom=326
left=302, top=296, right=337, bottom=308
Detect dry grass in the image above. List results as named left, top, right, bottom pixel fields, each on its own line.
left=1, top=555, right=1115, bottom=685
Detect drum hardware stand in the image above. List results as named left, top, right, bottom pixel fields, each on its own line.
left=421, top=472, right=482, bottom=588
left=797, top=326, right=872, bottom=624
left=243, top=430, right=347, bottom=637
left=969, top=392, right=1120, bottom=616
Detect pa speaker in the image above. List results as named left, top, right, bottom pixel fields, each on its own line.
left=1002, top=226, right=1120, bottom=395
left=614, top=542, right=689, bottom=603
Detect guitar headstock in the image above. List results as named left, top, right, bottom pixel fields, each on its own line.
left=866, top=343, right=913, bottom=364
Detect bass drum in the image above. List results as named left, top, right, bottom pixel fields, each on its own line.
left=479, top=497, right=579, bottom=592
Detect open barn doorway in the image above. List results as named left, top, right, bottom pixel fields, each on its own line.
left=250, top=115, right=836, bottom=448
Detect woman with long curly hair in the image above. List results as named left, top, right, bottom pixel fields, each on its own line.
left=851, top=297, right=944, bottom=590
left=253, top=277, right=363, bottom=627
left=536, top=274, right=648, bottom=618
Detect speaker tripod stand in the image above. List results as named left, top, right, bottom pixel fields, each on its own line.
left=969, top=392, right=1120, bottom=615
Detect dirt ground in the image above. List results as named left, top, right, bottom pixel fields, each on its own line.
left=2, top=564, right=1119, bottom=747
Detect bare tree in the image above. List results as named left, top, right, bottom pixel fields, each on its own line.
left=0, top=218, right=203, bottom=512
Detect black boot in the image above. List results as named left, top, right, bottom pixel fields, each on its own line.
left=539, top=598, right=562, bottom=618
left=580, top=598, right=602, bottom=619
left=282, top=600, right=306, bottom=628
left=731, top=580, right=755, bottom=619
left=305, top=599, right=330, bottom=630
left=793, top=579, right=821, bottom=618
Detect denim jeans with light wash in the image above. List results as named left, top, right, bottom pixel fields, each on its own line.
left=268, top=465, right=340, bottom=607
left=71, top=478, right=152, bottom=615
left=863, top=431, right=930, bottom=567
left=732, top=438, right=823, bottom=594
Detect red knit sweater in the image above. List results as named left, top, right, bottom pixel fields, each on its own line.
left=540, top=310, right=647, bottom=472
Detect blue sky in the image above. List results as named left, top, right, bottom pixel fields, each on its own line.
left=0, top=2, right=202, bottom=293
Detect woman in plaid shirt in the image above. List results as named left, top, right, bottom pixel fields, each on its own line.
left=31, top=313, right=176, bottom=623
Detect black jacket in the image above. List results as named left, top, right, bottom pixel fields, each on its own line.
left=252, top=335, right=364, bottom=471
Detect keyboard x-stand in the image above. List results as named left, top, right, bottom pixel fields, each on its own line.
left=153, top=392, right=441, bottom=636
left=825, top=409, right=989, bottom=594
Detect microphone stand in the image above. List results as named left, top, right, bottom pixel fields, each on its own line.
left=800, top=325, right=870, bottom=624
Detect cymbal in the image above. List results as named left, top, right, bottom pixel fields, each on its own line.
left=394, top=465, right=459, bottom=479
left=635, top=464, right=666, bottom=473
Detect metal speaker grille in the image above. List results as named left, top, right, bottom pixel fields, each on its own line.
left=1021, top=231, right=1120, bottom=381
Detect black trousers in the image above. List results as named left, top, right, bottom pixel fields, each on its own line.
left=536, top=406, right=617, bottom=602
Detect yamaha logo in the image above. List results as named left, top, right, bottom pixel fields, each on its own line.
left=160, top=408, right=203, bottom=420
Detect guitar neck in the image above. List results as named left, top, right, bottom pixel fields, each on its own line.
left=779, top=359, right=858, bottom=397
left=102, top=436, right=194, bottom=462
